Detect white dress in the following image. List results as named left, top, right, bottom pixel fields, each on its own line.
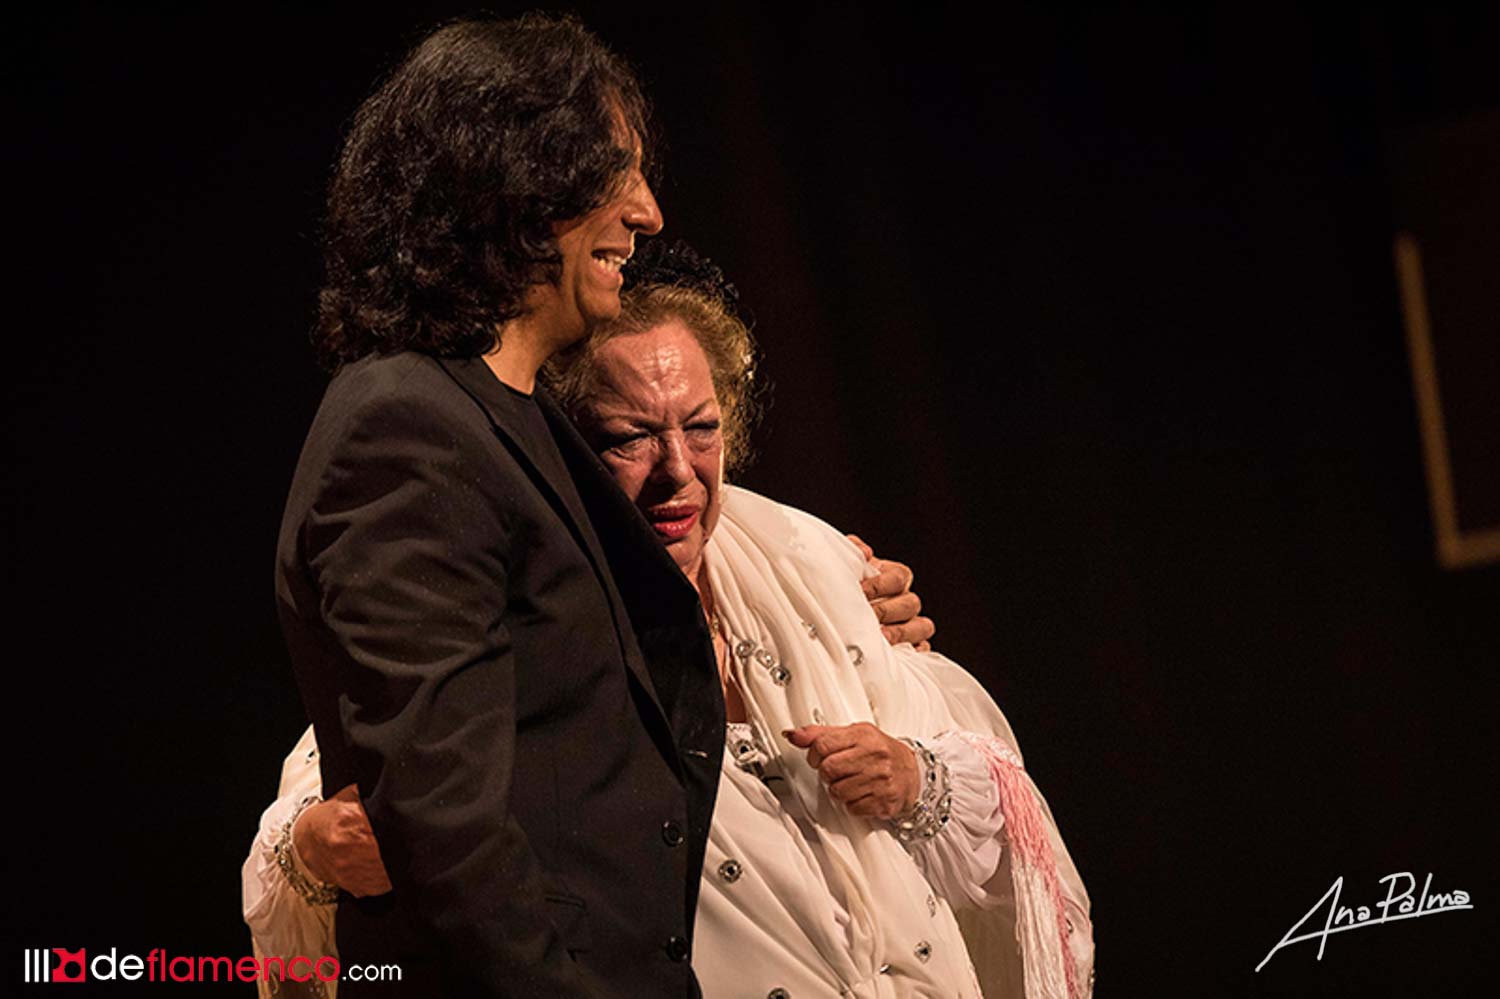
left=244, top=486, right=1094, bottom=998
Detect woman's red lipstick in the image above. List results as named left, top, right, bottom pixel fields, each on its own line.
left=645, top=504, right=699, bottom=541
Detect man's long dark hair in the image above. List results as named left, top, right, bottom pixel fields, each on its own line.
left=313, top=14, right=654, bottom=369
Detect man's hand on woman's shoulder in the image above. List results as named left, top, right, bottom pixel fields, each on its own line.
left=847, top=534, right=935, bottom=650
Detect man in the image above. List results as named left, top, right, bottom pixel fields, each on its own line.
left=276, top=16, right=714, bottom=996
left=274, top=14, right=932, bottom=997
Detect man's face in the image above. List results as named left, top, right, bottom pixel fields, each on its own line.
left=536, top=154, right=663, bottom=346
left=581, top=321, right=725, bottom=583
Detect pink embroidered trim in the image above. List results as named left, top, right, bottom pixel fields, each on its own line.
left=958, top=732, right=1079, bottom=999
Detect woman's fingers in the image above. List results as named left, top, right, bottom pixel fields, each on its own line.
left=787, top=723, right=921, bottom=818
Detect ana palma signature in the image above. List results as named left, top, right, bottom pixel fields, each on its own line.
left=1255, top=872, right=1473, bottom=972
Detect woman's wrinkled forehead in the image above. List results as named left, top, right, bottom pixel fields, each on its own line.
left=583, top=323, right=719, bottom=423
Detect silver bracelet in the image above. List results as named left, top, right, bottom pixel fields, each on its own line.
left=273, top=796, right=340, bottom=906
left=891, top=737, right=953, bottom=843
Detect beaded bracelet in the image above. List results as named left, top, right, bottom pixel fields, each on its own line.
left=891, top=737, right=953, bottom=843
left=273, top=796, right=340, bottom=906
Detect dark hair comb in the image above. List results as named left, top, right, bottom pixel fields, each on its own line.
left=622, top=239, right=749, bottom=325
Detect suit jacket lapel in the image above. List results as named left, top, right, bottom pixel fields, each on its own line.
left=435, top=357, right=680, bottom=755
left=436, top=357, right=596, bottom=543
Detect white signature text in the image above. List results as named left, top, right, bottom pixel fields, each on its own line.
left=1255, top=871, right=1473, bottom=972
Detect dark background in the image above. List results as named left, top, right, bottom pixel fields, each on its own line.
left=8, top=4, right=1498, bottom=995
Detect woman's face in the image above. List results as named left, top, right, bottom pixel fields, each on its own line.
left=581, top=320, right=725, bottom=580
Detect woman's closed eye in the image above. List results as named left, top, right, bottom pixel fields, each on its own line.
left=600, top=431, right=653, bottom=456
left=686, top=421, right=721, bottom=447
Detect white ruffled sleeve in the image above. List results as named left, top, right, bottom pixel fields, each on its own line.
left=240, top=726, right=338, bottom=972
left=900, top=730, right=1006, bottom=909
left=860, top=639, right=1095, bottom=993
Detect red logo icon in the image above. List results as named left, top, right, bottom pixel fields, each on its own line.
left=52, top=947, right=87, bottom=982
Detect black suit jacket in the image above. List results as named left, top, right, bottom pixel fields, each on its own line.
left=274, top=353, right=723, bottom=997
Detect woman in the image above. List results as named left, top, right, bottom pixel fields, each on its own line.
left=245, top=245, right=1094, bottom=997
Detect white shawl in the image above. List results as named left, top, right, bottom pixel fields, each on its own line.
left=695, top=485, right=1092, bottom=997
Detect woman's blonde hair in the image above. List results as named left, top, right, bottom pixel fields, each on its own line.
left=544, top=272, right=763, bottom=473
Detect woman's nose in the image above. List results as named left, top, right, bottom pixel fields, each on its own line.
left=650, top=432, right=692, bottom=485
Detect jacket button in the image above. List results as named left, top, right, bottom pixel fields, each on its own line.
left=666, top=936, right=690, bottom=962
left=661, top=821, right=684, bottom=847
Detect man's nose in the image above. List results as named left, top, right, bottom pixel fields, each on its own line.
left=623, top=173, right=663, bottom=235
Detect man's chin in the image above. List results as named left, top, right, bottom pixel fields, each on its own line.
left=588, top=301, right=622, bottom=326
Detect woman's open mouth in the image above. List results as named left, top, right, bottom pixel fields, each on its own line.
left=647, top=506, right=699, bottom=541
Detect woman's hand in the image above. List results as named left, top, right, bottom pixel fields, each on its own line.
left=847, top=534, right=935, bottom=650
left=785, top=722, right=920, bottom=820
left=291, top=784, right=393, bottom=898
